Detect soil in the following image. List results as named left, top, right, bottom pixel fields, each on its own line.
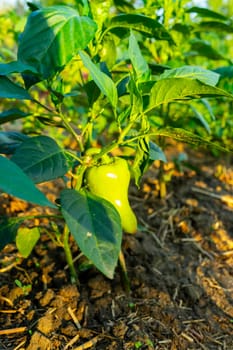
left=0, top=146, right=233, bottom=350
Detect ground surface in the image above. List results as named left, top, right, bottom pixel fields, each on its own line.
left=0, top=146, right=233, bottom=350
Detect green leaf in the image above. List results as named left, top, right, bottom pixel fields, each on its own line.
left=0, top=217, right=22, bottom=250
left=79, top=50, right=118, bottom=108
left=148, top=78, right=233, bottom=111
left=60, top=189, right=122, bottom=279
left=0, top=76, right=31, bottom=100
left=196, top=21, right=233, bottom=33
left=0, top=155, right=56, bottom=208
left=18, top=6, right=97, bottom=79
left=128, top=31, right=150, bottom=82
left=11, top=135, right=69, bottom=183
left=0, top=61, right=38, bottom=75
left=189, top=105, right=211, bottom=134
left=0, top=131, right=29, bottom=155
left=132, top=138, right=152, bottom=187
left=152, top=127, right=229, bottom=152
left=159, top=66, right=220, bottom=86
left=108, top=14, right=174, bottom=43
left=186, top=7, right=229, bottom=21
left=128, top=76, right=143, bottom=118
left=0, top=109, right=29, bottom=124
left=16, top=227, right=40, bottom=258
left=200, top=99, right=215, bottom=121
left=189, top=39, right=226, bottom=61
left=149, top=141, right=167, bottom=162
left=215, top=66, right=233, bottom=78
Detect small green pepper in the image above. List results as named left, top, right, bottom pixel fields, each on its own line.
left=85, top=157, right=137, bottom=234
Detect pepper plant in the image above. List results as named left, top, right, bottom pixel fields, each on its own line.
left=0, top=0, right=232, bottom=281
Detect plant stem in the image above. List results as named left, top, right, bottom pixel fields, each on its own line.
left=33, top=98, right=84, bottom=152
left=63, top=225, right=79, bottom=284
left=118, top=250, right=130, bottom=293
left=59, top=111, right=84, bottom=152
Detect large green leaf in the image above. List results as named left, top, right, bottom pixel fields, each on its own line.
left=11, top=135, right=69, bottom=183
left=79, top=50, right=118, bottom=108
left=0, top=155, right=56, bottom=208
left=60, top=189, right=122, bottom=279
left=159, top=66, right=220, bottom=86
left=17, top=6, right=97, bottom=79
left=148, top=78, right=233, bottom=111
left=107, top=14, right=174, bottom=42
left=0, top=76, right=31, bottom=100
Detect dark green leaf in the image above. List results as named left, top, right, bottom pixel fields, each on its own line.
left=0, top=131, right=29, bottom=154
left=108, top=14, right=174, bottom=42
left=0, top=217, right=22, bottom=250
left=186, top=7, right=229, bottom=21
left=0, top=155, right=56, bottom=208
left=196, top=21, right=233, bottom=33
left=0, top=61, right=38, bottom=75
left=11, top=135, right=69, bottom=183
left=61, top=189, right=122, bottom=279
left=0, top=76, right=31, bottom=100
left=189, top=39, right=226, bottom=60
left=18, top=6, right=97, bottom=79
left=0, top=109, right=29, bottom=125
left=215, top=66, right=233, bottom=78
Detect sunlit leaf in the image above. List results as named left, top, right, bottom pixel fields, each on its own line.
left=128, top=31, right=150, bottom=82
left=148, top=78, right=233, bottom=111
left=18, top=6, right=97, bottom=79
left=159, top=66, right=220, bottom=86
left=16, top=227, right=40, bottom=258
left=79, top=50, right=118, bottom=107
